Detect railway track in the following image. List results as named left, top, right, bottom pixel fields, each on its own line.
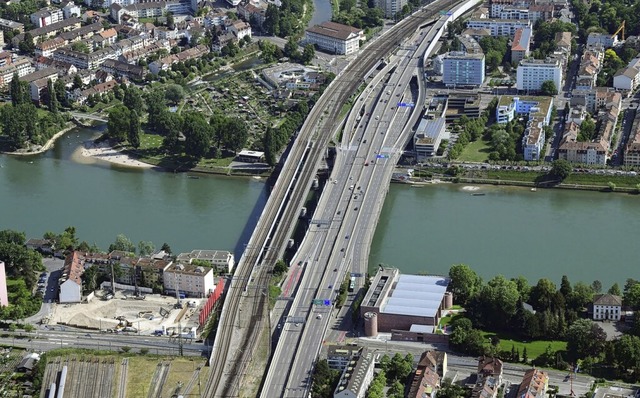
left=118, top=358, right=128, bottom=398
left=202, top=1, right=463, bottom=396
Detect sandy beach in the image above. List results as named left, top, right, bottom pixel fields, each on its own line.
left=80, top=140, right=154, bottom=169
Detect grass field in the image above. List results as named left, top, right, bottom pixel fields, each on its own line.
left=457, top=140, right=491, bottom=162
left=481, top=332, right=567, bottom=359
left=127, top=356, right=159, bottom=397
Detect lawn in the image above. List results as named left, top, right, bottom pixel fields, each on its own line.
left=481, top=331, right=567, bottom=359
left=457, top=140, right=491, bottom=162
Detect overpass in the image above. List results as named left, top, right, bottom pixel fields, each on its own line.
left=202, top=0, right=478, bottom=396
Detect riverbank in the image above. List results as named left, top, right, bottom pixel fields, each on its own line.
left=79, top=140, right=154, bottom=169
left=2, top=124, right=75, bottom=156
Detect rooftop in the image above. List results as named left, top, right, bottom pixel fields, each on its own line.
left=306, top=21, right=362, bottom=41
left=381, top=274, right=449, bottom=318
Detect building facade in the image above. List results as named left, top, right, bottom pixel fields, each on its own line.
left=0, top=261, right=8, bottom=307
left=592, top=294, right=622, bottom=321
left=163, top=263, right=215, bottom=298
left=516, top=58, right=562, bottom=92
left=442, top=52, right=485, bottom=87
left=466, top=19, right=531, bottom=37
left=305, top=21, right=364, bottom=55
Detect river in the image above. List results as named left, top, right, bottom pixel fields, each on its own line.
left=369, top=183, right=640, bottom=288
left=309, top=0, right=333, bottom=27
left=1, top=129, right=639, bottom=287
left=0, top=127, right=267, bottom=258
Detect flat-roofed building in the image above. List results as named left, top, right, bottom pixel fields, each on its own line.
left=305, top=21, right=364, bottom=55
left=375, top=0, right=407, bottom=18
left=516, top=58, right=562, bottom=92
left=0, top=17, right=24, bottom=33
left=466, top=18, right=531, bottom=37
left=333, top=347, right=376, bottom=398
left=414, top=117, right=446, bottom=161
left=163, top=263, right=215, bottom=298
left=327, top=345, right=363, bottom=371
left=442, top=51, right=485, bottom=87
left=30, top=8, right=64, bottom=28
left=176, top=250, right=235, bottom=273
left=360, top=268, right=452, bottom=336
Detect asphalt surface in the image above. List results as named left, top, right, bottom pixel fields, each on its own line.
left=260, top=5, right=463, bottom=396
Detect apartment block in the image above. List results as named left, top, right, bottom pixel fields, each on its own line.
left=516, top=58, right=562, bottom=92
left=511, top=26, right=532, bottom=64
left=442, top=52, right=485, bottom=87
left=466, top=19, right=531, bottom=37
left=163, top=263, right=215, bottom=298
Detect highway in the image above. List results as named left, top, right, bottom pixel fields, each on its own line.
left=260, top=2, right=470, bottom=396
left=203, top=0, right=468, bottom=396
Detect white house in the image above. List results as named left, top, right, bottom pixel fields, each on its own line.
left=176, top=250, right=235, bottom=273
left=163, top=263, right=215, bottom=298
left=62, top=1, right=82, bottom=19
left=59, top=252, right=84, bottom=303
left=592, top=294, right=622, bottom=321
left=305, top=21, right=364, bottom=56
left=516, top=58, right=563, bottom=92
left=30, top=8, right=64, bottom=28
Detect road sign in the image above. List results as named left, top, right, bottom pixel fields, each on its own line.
left=407, top=102, right=415, bottom=107
left=312, top=299, right=323, bottom=305
left=350, top=273, right=363, bottom=277
left=397, top=102, right=407, bottom=107
left=324, top=299, right=331, bottom=306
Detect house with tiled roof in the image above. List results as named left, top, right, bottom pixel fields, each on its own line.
left=592, top=294, right=622, bottom=321
left=408, top=351, right=447, bottom=398
left=477, top=356, right=502, bottom=384
left=59, top=251, right=85, bottom=303
left=511, top=26, right=531, bottom=64
left=517, top=369, right=548, bottom=398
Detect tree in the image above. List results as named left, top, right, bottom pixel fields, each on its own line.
left=609, top=283, right=622, bottom=296
left=284, top=36, right=300, bottom=60
left=560, top=275, right=572, bottom=297
left=166, top=12, right=175, bottom=28
left=10, top=73, right=29, bottom=106
left=540, top=80, right=558, bottom=95
left=160, top=243, right=172, bottom=254
left=223, top=117, right=248, bottom=154
left=388, top=380, right=404, bottom=398
left=46, top=79, right=58, bottom=114
left=164, top=84, right=185, bottom=105
left=73, top=74, right=84, bottom=90
left=301, top=44, right=315, bottom=65
left=263, top=3, right=280, bottom=36
left=624, top=282, right=640, bottom=309
left=18, top=33, right=35, bottom=54
left=567, top=282, right=594, bottom=311
left=592, top=280, right=602, bottom=294
left=550, top=159, right=572, bottom=180
left=82, top=265, right=100, bottom=293
left=566, top=319, right=607, bottom=360
left=578, top=116, right=596, bottom=141
left=107, top=105, right=130, bottom=142
left=123, top=87, right=143, bottom=115
left=109, top=234, right=136, bottom=253
left=530, top=278, right=557, bottom=311
left=71, top=41, right=90, bottom=53
left=182, top=112, right=211, bottom=158
left=128, top=111, right=141, bottom=148
left=448, top=264, right=482, bottom=305
left=54, top=78, right=68, bottom=107
left=138, top=241, right=155, bottom=256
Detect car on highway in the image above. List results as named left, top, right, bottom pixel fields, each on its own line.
left=365, top=162, right=369, bottom=166
left=354, top=207, right=358, bottom=211
left=328, top=285, right=333, bottom=289
left=333, top=268, right=337, bottom=272
left=316, top=314, right=322, bottom=320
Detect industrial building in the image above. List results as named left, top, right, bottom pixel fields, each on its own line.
left=360, top=268, right=452, bottom=342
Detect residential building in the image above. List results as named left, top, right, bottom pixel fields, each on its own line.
left=35, top=37, right=68, bottom=58
left=12, top=18, right=82, bottom=47
left=517, top=369, right=548, bottom=398
left=20, top=67, right=58, bottom=103
left=511, top=26, right=532, bottom=64
left=333, top=347, right=376, bottom=398
left=53, top=46, right=117, bottom=69
left=31, top=8, right=64, bottom=28
left=0, top=52, right=11, bottom=68
left=25, top=238, right=55, bottom=254
left=407, top=351, right=447, bottom=398
left=522, top=118, right=545, bottom=160
left=101, top=58, right=144, bottom=80
left=0, top=17, right=24, bottom=34
left=375, top=0, right=407, bottom=18
left=587, top=32, right=618, bottom=49
left=613, top=57, right=640, bottom=93
left=111, top=0, right=193, bottom=24
left=176, top=250, right=235, bottom=273
left=62, top=1, right=82, bottom=19
left=496, top=96, right=553, bottom=125
left=35, top=57, right=77, bottom=75
left=498, top=4, right=553, bottom=22
left=576, top=50, right=601, bottom=90
left=0, top=261, right=8, bottom=307
left=163, top=263, right=215, bottom=298
left=148, top=44, right=209, bottom=74
left=136, top=257, right=172, bottom=290
left=592, top=294, right=622, bottom=321
left=305, top=21, right=364, bottom=56
left=466, top=19, right=531, bottom=37
left=72, top=79, right=118, bottom=103
left=59, top=252, right=84, bottom=303
left=327, top=345, right=363, bottom=371
left=625, top=112, right=640, bottom=166
left=489, top=0, right=533, bottom=17
left=442, top=52, right=485, bottom=87
left=516, top=58, right=562, bottom=92
left=413, top=117, right=446, bottom=161
left=554, top=31, right=572, bottom=54
left=477, top=357, right=503, bottom=385
left=227, top=20, right=251, bottom=41
left=559, top=95, right=619, bottom=165
left=237, top=2, right=265, bottom=29
left=0, top=58, right=35, bottom=88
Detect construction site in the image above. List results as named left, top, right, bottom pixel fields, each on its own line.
left=47, top=289, right=204, bottom=338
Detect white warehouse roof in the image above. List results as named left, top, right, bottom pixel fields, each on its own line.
left=381, top=274, right=449, bottom=318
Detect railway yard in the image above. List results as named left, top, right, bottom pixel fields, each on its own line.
left=40, top=355, right=209, bottom=398
left=47, top=290, right=202, bottom=336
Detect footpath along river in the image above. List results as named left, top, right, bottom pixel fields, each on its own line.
left=1, top=128, right=638, bottom=287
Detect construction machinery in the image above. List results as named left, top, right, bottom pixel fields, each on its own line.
left=613, top=20, right=625, bottom=41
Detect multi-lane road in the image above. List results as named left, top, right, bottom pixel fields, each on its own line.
left=260, top=4, right=470, bottom=396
